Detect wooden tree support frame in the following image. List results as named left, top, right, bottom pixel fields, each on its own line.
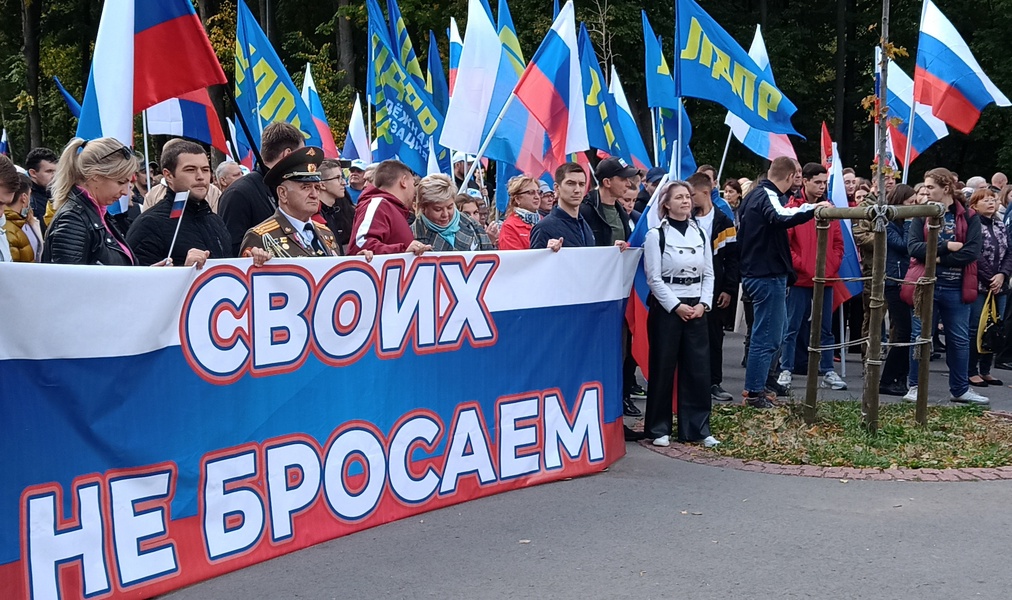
left=804, top=204, right=944, bottom=432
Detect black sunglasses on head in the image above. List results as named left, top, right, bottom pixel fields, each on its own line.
left=101, top=146, right=133, bottom=162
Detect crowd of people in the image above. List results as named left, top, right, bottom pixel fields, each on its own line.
left=2, top=128, right=1010, bottom=448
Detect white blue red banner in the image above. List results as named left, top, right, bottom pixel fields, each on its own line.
left=0, top=248, right=637, bottom=599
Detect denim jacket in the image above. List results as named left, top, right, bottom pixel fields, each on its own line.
left=885, top=220, right=909, bottom=288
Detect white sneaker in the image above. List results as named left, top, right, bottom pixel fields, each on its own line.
left=777, top=370, right=793, bottom=390
left=652, top=435, right=670, bottom=447
left=703, top=436, right=721, bottom=448
left=821, top=370, right=847, bottom=390
left=903, top=386, right=918, bottom=402
left=951, top=389, right=990, bottom=405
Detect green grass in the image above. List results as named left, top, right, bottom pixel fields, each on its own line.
left=707, top=402, right=1012, bottom=469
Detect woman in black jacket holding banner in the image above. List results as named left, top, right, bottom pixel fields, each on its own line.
left=43, top=137, right=140, bottom=265
left=642, top=181, right=720, bottom=448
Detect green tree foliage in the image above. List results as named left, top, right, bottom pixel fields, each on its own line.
left=1, top=0, right=1010, bottom=183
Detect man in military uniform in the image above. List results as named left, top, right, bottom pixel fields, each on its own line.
left=240, top=147, right=343, bottom=258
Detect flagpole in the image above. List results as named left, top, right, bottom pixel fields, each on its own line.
left=367, top=36, right=375, bottom=145
left=459, top=93, right=517, bottom=191
left=676, top=99, right=684, bottom=179
left=650, top=108, right=660, bottom=167
left=903, top=0, right=929, bottom=184
left=839, top=309, right=847, bottom=378
left=672, top=0, right=682, bottom=179
left=225, top=88, right=266, bottom=170
left=142, top=110, right=152, bottom=193
left=166, top=192, right=188, bottom=263
left=716, top=128, right=733, bottom=184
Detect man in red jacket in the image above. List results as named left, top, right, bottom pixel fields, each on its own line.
left=349, top=160, right=431, bottom=256
left=776, top=163, right=847, bottom=391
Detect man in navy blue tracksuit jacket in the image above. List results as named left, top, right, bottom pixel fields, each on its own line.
left=738, top=157, right=831, bottom=407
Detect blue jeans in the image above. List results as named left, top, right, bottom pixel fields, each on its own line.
left=908, top=285, right=971, bottom=396
left=780, top=286, right=835, bottom=375
left=968, top=293, right=1007, bottom=376
left=743, top=275, right=788, bottom=393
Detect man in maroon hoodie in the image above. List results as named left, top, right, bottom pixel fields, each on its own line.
left=776, top=163, right=847, bottom=392
left=349, top=159, right=431, bottom=256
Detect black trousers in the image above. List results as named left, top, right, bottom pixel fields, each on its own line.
left=623, top=323, right=638, bottom=394
left=882, top=286, right=912, bottom=385
left=644, top=299, right=712, bottom=441
left=707, top=309, right=725, bottom=385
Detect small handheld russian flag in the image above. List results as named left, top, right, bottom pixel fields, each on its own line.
left=166, top=191, right=188, bottom=263
left=169, top=192, right=187, bottom=219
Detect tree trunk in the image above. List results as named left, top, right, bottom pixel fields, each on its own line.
left=336, top=0, right=356, bottom=90
left=834, top=0, right=846, bottom=152
left=843, top=0, right=861, bottom=166
left=79, top=0, right=94, bottom=97
left=22, top=0, right=43, bottom=149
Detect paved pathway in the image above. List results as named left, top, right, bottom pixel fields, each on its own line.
left=164, top=333, right=1012, bottom=599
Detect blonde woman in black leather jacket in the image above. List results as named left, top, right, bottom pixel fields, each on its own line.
left=43, top=137, right=140, bottom=265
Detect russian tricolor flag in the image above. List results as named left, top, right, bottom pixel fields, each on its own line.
left=724, top=26, right=796, bottom=161
left=342, top=95, right=372, bottom=163
left=513, top=0, right=587, bottom=167
left=78, top=0, right=226, bottom=145
left=0, top=129, right=7, bottom=156
left=876, top=47, right=948, bottom=167
left=625, top=171, right=668, bottom=377
left=914, top=0, right=1010, bottom=134
left=828, top=140, right=863, bottom=308
left=169, top=193, right=187, bottom=219
left=448, top=18, right=462, bottom=97
left=146, top=88, right=229, bottom=155
left=482, top=0, right=550, bottom=179
left=440, top=0, right=501, bottom=155
left=77, top=0, right=226, bottom=213
left=226, top=118, right=255, bottom=170
left=609, top=66, right=653, bottom=171
left=302, top=64, right=340, bottom=159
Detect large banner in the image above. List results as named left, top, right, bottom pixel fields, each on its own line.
left=0, top=248, right=637, bottom=599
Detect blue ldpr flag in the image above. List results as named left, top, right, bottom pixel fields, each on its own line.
left=642, top=13, right=677, bottom=110
left=577, top=23, right=628, bottom=162
left=425, top=32, right=451, bottom=174
left=53, top=77, right=82, bottom=118
left=235, top=0, right=321, bottom=150
left=656, top=105, right=696, bottom=178
left=675, top=0, right=801, bottom=136
left=368, top=0, right=444, bottom=175
left=426, top=33, right=450, bottom=117
left=387, top=0, right=428, bottom=92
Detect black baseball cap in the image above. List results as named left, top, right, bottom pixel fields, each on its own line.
left=596, top=157, right=638, bottom=180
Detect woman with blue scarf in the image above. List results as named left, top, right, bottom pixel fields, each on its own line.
left=411, top=174, right=494, bottom=252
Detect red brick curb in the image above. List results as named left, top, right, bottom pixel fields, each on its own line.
left=635, top=410, right=1012, bottom=482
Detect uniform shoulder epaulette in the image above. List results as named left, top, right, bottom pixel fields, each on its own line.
left=251, top=219, right=281, bottom=236
left=316, top=222, right=334, bottom=234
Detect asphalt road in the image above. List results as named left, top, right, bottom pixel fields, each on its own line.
left=164, top=333, right=1012, bottom=599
